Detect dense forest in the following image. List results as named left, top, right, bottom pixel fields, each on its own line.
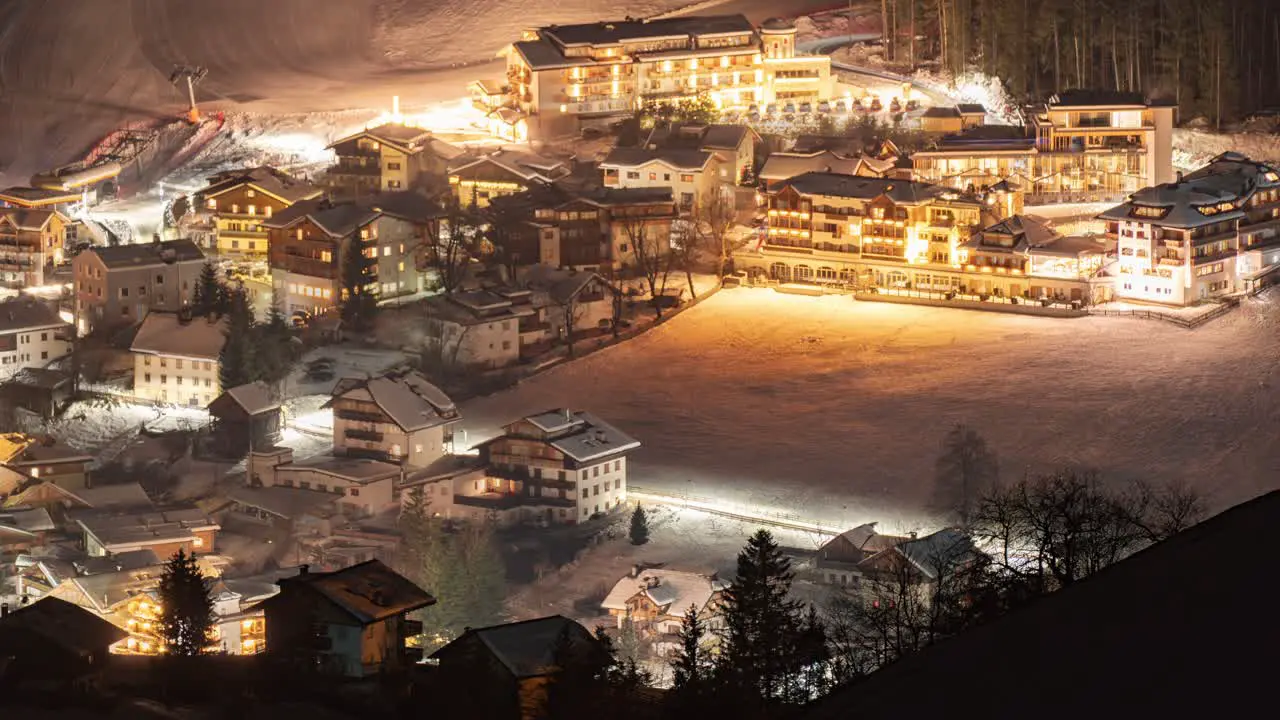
left=879, top=0, right=1280, bottom=124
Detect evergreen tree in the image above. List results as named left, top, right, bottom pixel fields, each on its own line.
left=218, top=285, right=255, bottom=390
left=629, top=503, right=650, bottom=545
left=254, top=303, right=299, bottom=390
left=340, top=233, right=377, bottom=331
left=668, top=605, right=715, bottom=719
left=192, top=261, right=223, bottom=316
left=715, top=529, right=809, bottom=710
left=157, top=548, right=214, bottom=656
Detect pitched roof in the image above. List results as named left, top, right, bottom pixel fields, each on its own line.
left=432, top=615, right=595, bottom=678
left=601, top=569, right=727, bottom=615
left=772, top=172, right=973, bottom=206
left=82, top=239, right=205, bottom=269
left=226, top=486, right=338, bottom=521
left=804, top=490, right=1280, bottom=719
left=218, top=382, right=278, bottom=416
left=327, top=370, right=458, bottom=432
left=759, top=151, right=864, bottom=181
left=64, top=564, right=164, bottom=612
left=601, top=146, right=714, bottom=172
left=327, top=123, right=438, bottom=155
left=0, top=596, right=129, bottom=653
left=498, top=409, right=640, bottom=463
left=74, top=506, right=219, bottom=551
left=1096, top=154, right=1280, bottom=229
left=276, top=559, right=434, bottom=625
left=130, top=313, right=227, bottom=360
left=0, top=207, right=65, bottom=232
left=699, top=124, right=752, bottom=150
left=263, top=197, right=381, bottom=236
left=964, top=214, right=1060, bottom=252
left=197, top=166, right=322, bottom=204
left=892, top=528, right=977, bottom=579
left=922, top=106, right=962, bottom=119
left=0, top=297, right=65, bottom=332
left=521, top=265, right=612, bottom=305
left=73, top=483, right=153, bottom=510
left=0, top=186, right=80, bottom=207
left=956, top=103, right=987, bottom=115
left=448, top=148, right=570, bottom=183
left=0, top=507, right=55, bottom=533
left=540, top=15, right=756, bottom=47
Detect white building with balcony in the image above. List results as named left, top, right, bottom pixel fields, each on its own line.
left=322, top=370, right=459, bottom=468
left=499, top=15, right=834, bottom=139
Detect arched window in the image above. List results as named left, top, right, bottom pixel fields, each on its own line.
left=769, top=262, right=790, bottom=281
left=816, top=266, right=837, bottom=281
left=794, top=265, right=814, bottom=281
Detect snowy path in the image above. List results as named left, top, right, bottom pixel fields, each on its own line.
left=460, top=288, right=1280, bottom=530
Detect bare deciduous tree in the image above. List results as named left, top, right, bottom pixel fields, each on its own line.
left=423, top=203, right=478, bottom=294
left=620, top=213, right=675, bottom=318
left=932, top=424, right=999, bottom=529
left=691, top=188, right=740, bottom=278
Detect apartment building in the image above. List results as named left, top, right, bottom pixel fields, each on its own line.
left=1097, top=152, right=1280, bottom=305
left=501, top=15, right=834, bottom=139
left=487, top=182, right=677, bottom=269
left=601, top=147, right=721, bottom=210
left=129, top=312, right=226, bottom=407
left=467, top=409, right=640, bottom=525
left=0, top=298, right=71, bottom=379
left=447, top=148, right=571, bottom=208
left=913, top=90, right=1175, bottom=204
left=325, top=123, right=466, bottom=197
left=264, top=194, right=441, bottom=318
left=183, top=166, right=322, bottom=259
left=72, top=239, right=205, bottom=334
left=642, top=123, right=759, bottom=185
left=324, top=369, right=460, bottom=468
left=0, top=208, right=69, bottom=289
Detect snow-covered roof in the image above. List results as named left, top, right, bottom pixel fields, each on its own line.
left=894, top=529, right=977, bottom=580
left=547, top=411, right=640, bottom=463
left=0, top=297, right=67, bottom=333
left=197, top=165, right=322, bottom=204
left=521, top=264, right=611, bottom=306
left=432, top=615, right=593, bottom=678
left=85, top=239, right=205, bottom=269
left=448, top=148, right=570, bottom=184
left=130, top=312, right=228, bottom=360
left=219, top=381, right=278, bottom=416
left=328, top=370, right=458, bottom=433
left=274, top=560, right=434, bottom=625
left=73, top=483, right=154, bottom=510
left=601, top=569, right=727, bottom=617
left=0, top=506, right=55, bottom=533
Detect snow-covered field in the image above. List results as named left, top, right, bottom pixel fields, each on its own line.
left=461, top=288, right=1280, bottom=528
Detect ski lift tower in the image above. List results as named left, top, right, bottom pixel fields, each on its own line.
left=169, top=65, right=209, bottom=124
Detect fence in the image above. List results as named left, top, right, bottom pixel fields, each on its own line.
left=628, top=484, right=842, bottom=536
left=854, top=286, right=1087, bottom=317
left=1087, top=297, right=1238, bottom=329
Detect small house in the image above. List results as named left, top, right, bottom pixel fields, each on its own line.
left=208, top=381, right=283, bottom=457
left=0, top=597, right=128, bottom=690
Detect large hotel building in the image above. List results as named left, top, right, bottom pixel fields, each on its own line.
left=496, top=15, right=834, bottom=140
left=912, top=90, right=1176, bottom=205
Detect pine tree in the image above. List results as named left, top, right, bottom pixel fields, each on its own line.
left=716, top=529, right=808, bottom=709
left=254, top=303, right=298, bottom=390
left=340, top=233, right=377, bottom=331
left=668, top=605, right=715, bottom=719
left=629, top=503, right=649, bottom=545
left=192, top=261, right=223, bottom=316
left=157, top=548, right=214, bottom=656
left=218, top=285, right=255, bottom=391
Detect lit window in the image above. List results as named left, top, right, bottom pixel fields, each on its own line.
left=206, top=198, right=216, bottom=210
left=382, top=246, right=391, bottom=257
left=193, top=536, right=204, bottom=547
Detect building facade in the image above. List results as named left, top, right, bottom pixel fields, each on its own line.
left=265, top=195, right=439, bottom=318
left=738, top=172, right=1109, bottom=301
left=0, top=208, right=69, bottom=290
left=0, top=298, right=71, bottom=379
left=469, top=409, right=640, bottom=525
left=601, top=147, right=720, bottom=210
left=447, top=149, right=571, bottom=209
left=912, top=90, right=1175, bottom=205
left=325, top=123, right=466, bottom=198
left=184, top=166, right=322, bottom=259
left=501, top=15, right=834, bottom=139
left=324, top=370, right=460, bottom=468
left=1098, top=152, right=1280, bottom=305
left=129, top=313, right=226, bottom=407
left=72, top=239, right=205, bottom=334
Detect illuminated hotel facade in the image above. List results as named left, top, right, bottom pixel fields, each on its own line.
left=738, top=172, right=1111, bottom=303
left=500, top=15, right=834, bottom=140
left=1098, top=152, right=1280, bottom=305
left=912, top=90, right=1175, bottom=205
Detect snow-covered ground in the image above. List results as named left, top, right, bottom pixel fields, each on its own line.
left=460, top=287, right=1280, bottom=529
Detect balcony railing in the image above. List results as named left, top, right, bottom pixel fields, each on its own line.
left=345, top=428, right=384, bottom=442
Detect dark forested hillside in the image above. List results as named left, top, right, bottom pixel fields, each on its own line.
left=879, top=0, right=1279, bottom=124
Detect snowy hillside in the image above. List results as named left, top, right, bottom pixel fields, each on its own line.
left=0, top=0, right=701, bottom=186
left=460, top=289, right=1280, bottom=529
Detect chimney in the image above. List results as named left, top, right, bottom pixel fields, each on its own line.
left=563, top=408, right=572, bottom=423
left=299, top=564, right=310, bottom=576
left=1, top=602, right=8, bottom=617
left=646, top=576, right=660, bottom=589
left=909, top=531, right=918, bottom=539
left=630, top=564, right=641, bottom=578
